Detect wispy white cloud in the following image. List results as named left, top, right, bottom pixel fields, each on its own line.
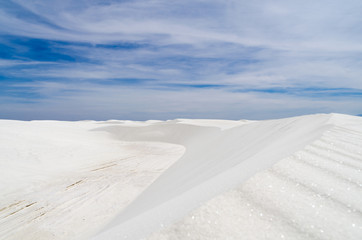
left=1, top=0, right=362, bottom=119
left=3, top=80, right=361, bottom=121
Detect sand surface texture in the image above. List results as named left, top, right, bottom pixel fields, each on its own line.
left=1, top=114, right=361, bottom=240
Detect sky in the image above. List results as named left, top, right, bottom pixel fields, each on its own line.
left=1, top=0, right=362, bottom=120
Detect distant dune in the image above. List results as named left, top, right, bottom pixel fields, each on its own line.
left=1, top=114, right=361, bottom=240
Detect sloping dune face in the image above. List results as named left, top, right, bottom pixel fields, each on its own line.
left=1, top=114, right=362, bottom=240
left=148, top=114, right=362, bottom=240
left=92, top=114, right=354, bottom=239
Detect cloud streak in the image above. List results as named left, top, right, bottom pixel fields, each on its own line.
left=1, top=0, right=362, bottom=120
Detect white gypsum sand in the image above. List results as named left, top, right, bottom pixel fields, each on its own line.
left=1, top=113, right=362, bottom=240
left=148, top=115, right=362, bottom=240
left=0, top=120, right=184, bottom=240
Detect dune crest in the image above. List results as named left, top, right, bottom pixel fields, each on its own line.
left=149, top=113, right=362, bottom=239
left=94, top=114, right=357, bottom=239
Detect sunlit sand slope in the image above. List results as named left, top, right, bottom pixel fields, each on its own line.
left=94, top=114, right=353, bottom=239
left=149, top=114, right=362, bottom=240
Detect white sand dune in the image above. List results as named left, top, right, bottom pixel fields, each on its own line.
left=148, top=114, right=362, bottom=240
left=1, top=114, right=362, bottom=240
left=0, top=120, right=184, bottom=239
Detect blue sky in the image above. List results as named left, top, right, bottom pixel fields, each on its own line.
left=1, top=0, right=362, bottom=120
